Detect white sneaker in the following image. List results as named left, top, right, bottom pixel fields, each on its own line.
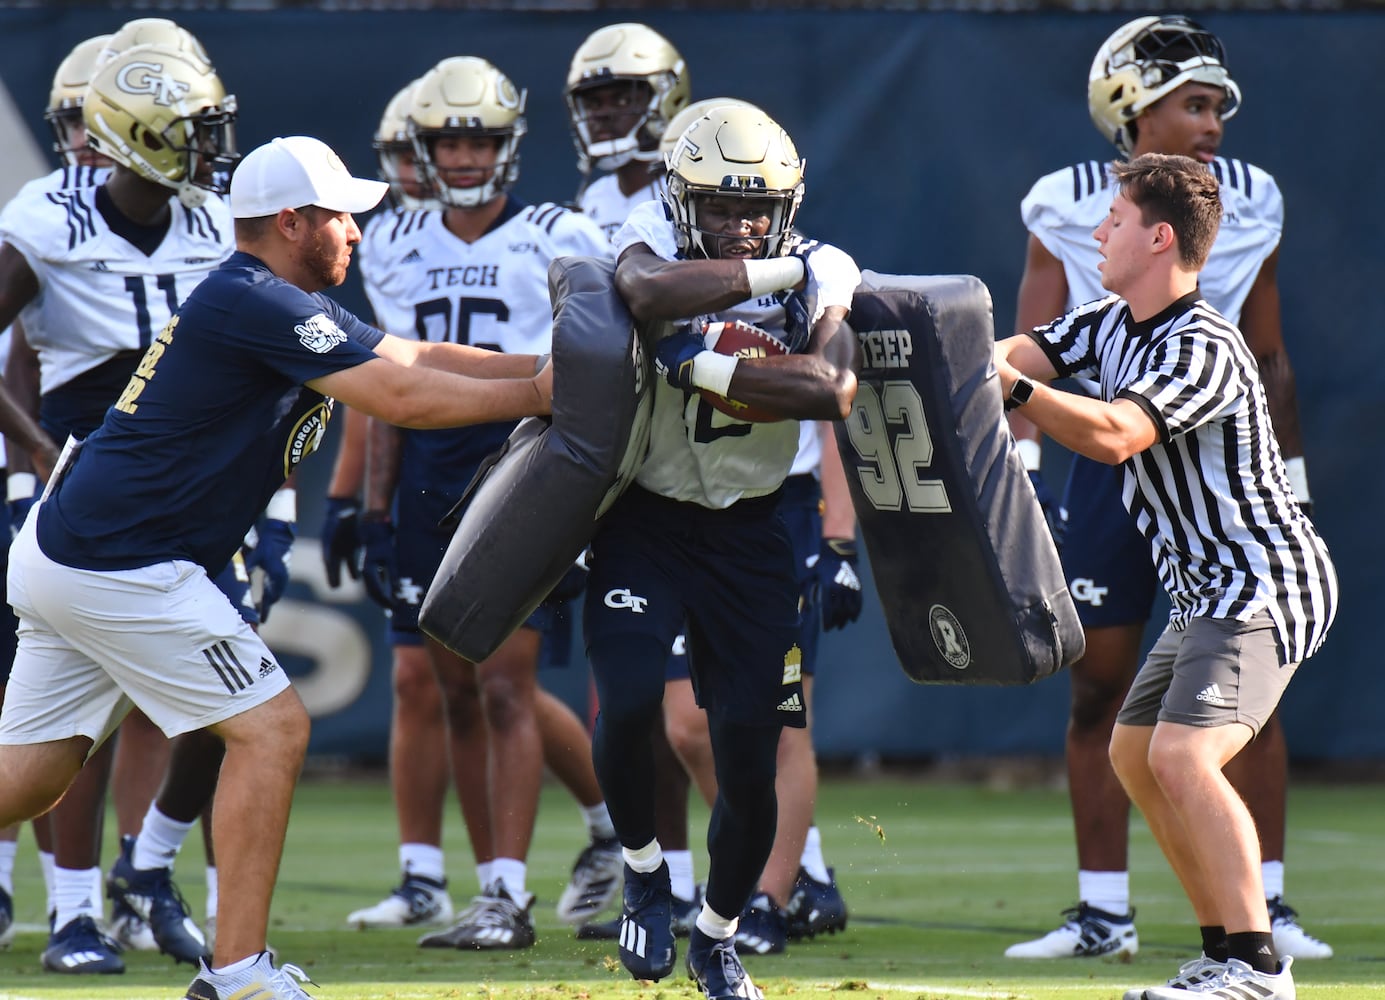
left=346, top=874, right=453, bottom=928
left=183, top=950, right=314, bottom=1000
left=1145, top=957, right=1294, bottom=1000
left=1268, top=897, right=1333, bottom=959
left=1005, top=903, right=1138, bottom=958
left=556, top=836, right=622, bottom=926
left=1122, top=955, right=1226, bottom=1000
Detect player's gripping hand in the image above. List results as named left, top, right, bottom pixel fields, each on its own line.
left=358, top=513, right=397, bottom=609
left=247, top=518, right=295, bottom=623
left=1028, top=470, right=1066, bottom=548
left=816, top=537, right=864, bottom=631
left=654, top=327, right=705, bottom=391
left=321, top=496, right=362, bottom=589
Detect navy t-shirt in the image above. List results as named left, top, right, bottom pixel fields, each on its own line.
left=38, top=251, right=384, bottom=574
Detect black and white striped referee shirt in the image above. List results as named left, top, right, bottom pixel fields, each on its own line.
left=1029, top=290, right=1338, bottom=664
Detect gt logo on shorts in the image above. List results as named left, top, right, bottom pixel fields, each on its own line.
left=1070, top=578, right=1109, bottom=607
left=604, top=588, right=648, bottom=613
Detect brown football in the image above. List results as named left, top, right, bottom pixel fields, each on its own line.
left=699, top=320, right=789, bottom=423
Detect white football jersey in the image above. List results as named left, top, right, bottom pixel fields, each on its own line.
left=0, top=172, right=231, bottom=395
left=579, top=173, right=666, bottom=245
left=359, top=200, right=610, bottom=356
left=1022, top=157, right=1282, bottom=324
left=613, top=200, right=860, bottom=509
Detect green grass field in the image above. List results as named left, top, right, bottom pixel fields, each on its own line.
left=1, top=774, right=1381, bottom=999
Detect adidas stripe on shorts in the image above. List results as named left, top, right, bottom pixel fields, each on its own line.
left=1116, top=611, right=1298, bottom=735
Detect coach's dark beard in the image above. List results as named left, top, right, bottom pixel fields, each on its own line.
left=304, top=227, right=349, bottom=288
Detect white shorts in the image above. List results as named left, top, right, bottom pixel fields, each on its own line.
left=0, top=517, right=291, bottom=750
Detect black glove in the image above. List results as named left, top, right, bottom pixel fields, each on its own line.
left=246, top=518, right=295, bottom=623
left=817, top=537, right=864, bottom=632
left=1028, top=469, right=1066, bottom=547
left=654, top=327, right=704, bottom=391
left=358, top=513, right=397, bottom=609
left=320, top=496, right=361, bottom=589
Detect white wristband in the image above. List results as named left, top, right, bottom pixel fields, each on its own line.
left=1285, top=456, right=1310, bottom=503
left=691, top=351, right=739, bottom=398
left=265, top=487, right=297, bottom=523
left=1015, top=439, right=1042, bottom=472
left=7, top=472, right=37, bottom=503
left=743, top=257, right=805, bottom=298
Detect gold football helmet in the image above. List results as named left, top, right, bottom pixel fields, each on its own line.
left=566, top=23, right=689, bottom=174
left=665, top=104, right=804, bottom=260
left=409, top=56, right=526, bottom=209
left=44, top=34, right=112, bottom=165
left=375, top=79, right=438, bottom=211
left=659, top=97, right=757, bottom=166
left=94, top=17, right=213, bottom=74
left=1088, top=15, right=1240, bottom=155
left=83, top=43, right=238, bottom=208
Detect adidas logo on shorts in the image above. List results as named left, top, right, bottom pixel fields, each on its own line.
left=777, top=693, right=803, bottom=713
left=1196, top=683, right=1228, bottom=706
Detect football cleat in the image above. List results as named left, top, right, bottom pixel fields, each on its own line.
left=785, top=867, right=848, bottom=940
left=577, top=889, right=700, bottom=941
left=183, top=950, right=315, bottom=1000
left=107, top=833, right=210, bottom=965
left=1143, top=957, right=1294, bottom=1000
left=346, top=873, right=453, bottom=929
left=687, top=927, right=764, bottom=1000
left=557, top=835, right=623, bottom=925
left=1122, top=955, right=1227, bottom=1000
left=109, top=894, right=159, bottom=951
left=42, top=915, right=125, bottom=974
left=1268, top=896, right=1333, bottom=959
left=420, top=883, right=535, bottom=951
left=1005, top=903, right=1138, bottom=959
left=734, top=893, right=787, bottom=955
left=0, top=885, right=14, bottom=949
left=617, top=862, right=676, bottom=981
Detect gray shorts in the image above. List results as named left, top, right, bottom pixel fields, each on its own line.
left=1117, top=612, right=1298, bottom=735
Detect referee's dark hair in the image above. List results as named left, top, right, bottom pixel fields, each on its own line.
left=1112, top=153, right=1221, bottom=270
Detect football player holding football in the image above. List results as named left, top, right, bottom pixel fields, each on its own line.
left=589, top=104, right=859, bottom=1000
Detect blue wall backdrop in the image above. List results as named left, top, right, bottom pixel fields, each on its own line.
left=1, top=9, right=1378, bottom=761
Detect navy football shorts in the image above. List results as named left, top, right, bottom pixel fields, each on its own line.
left=391, top=482, right=553, bottom=647
left=1060, top=455, right=1158, bottom=629
left=586, top=486, right=806, bottom=728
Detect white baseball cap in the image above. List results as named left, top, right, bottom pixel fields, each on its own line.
left=230, top=135, right=388, bottom=219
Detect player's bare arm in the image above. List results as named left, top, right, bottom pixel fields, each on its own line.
left=720, top=307, right=858, bottom=421
left=373, top=332, right=545, bottom=379
left=0, top=244, right=60, bottom=475
left=364, top=417, right=401, bottom=517
left=817, top=420, right=857, bottom=540
left=614, top=242, right=801, bottom=322
left=308, top=356, right=550, bottom=430
left=1239, top=248, right=1304, bottom=459
left=4, top=318, right=47, bottom=479
left=1008, top=234, right=1072, bottom=448
left=995, top=334, right=1158, bottom=464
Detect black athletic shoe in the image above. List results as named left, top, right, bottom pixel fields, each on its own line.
left=785, top=867, right=848, bottom=940
left=687, top=927, right=763, bottom=1000
left=617, top=862, right=675, bottom=981
left=106, top=834, right=211, bottom=965
left=734, top=893, right=787, bottom=955
left=42, top=915, right=125, bottom=975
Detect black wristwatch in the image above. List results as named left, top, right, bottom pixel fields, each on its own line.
left=1005, top=376, right=1036, bottom=411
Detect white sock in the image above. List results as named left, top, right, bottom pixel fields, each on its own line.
left=1078, top=870, right=1131, bottom=917
left=695, top=902, right=738, bottom=940
left=582, top=802, right=616, bottom=841
left=39, top=850, right=56, bottom=915
left=623, top=839, right=663, bottom=874
left=476, top=862, right=493, bottom=894
left=133, top=804, right=195, bottom=871
left=53, top=866, right=102, bottom=930
left=400, top=843, right=445, bottom=883
left=800, top=826, right=830, bottom=884
left=205, top=866, right=219, bottom=922
left=212, top=950, right=269, bottom=976
left=1262, top=860, right=1285, bottom=899
left=488, top=857, right=530, bottom=905
left=0, top=839, right=16, bottom=895
left=665, top=849, right=695, bottom=902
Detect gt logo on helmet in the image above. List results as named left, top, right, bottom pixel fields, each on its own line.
left=114, top=60, right=191, bottom=107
